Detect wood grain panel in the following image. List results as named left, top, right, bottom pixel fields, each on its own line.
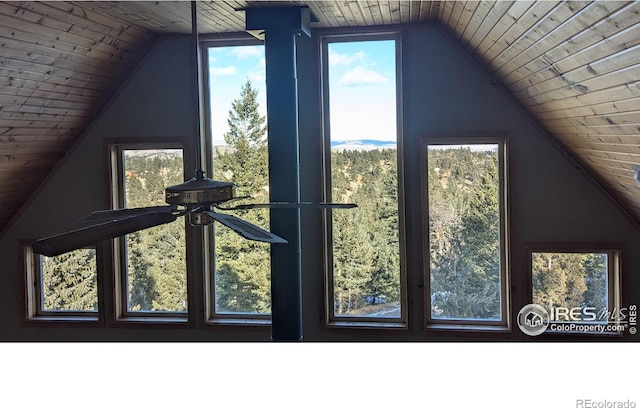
left=474, top=1, right=533, bottom=58
left=500, top=2, right=627, bottom=81
left=451, top=1, right=480, bottom=41
left=0, top=1, right=156, bottom=234
left=465, top=1, right=513, bottom=53
left=492, top=2, right=593, bottom=78
left=439, top=0, right=455, bottom=27
left=3, top=0, right=640, bottom=233
left=508, top=3, right=640, bottom=91
left=456, top=0, right=494, bottom=47
left=477, top=1, right=558, bottom=62
left=515, top=47, right=640, bottom=102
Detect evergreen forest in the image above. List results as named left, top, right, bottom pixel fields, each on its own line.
left=532, top=251, right=608, bottom=320
left=427, top=145, right=502, bottom=320
left=39, top=81, right=608, bottom=322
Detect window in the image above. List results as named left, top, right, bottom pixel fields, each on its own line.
left=524, top=244, right=622, bottom=335
left=109, top=143, right=187, bottom=322
left=322, top=34, right=405, bottom=326
left=423, top=138, right=509, bottom=330
left=202, top=41, right=271, bottom=323
left=23, top=244, right=100, bottom=322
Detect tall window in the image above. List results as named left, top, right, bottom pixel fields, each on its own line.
left=204, top=42, right=271, bottom=321
left=110, top=144, right=187, bottom=320
left=322, top=35, right=404, bottom=325
left=424, top=139, right=509, bottom=328
left=24, top=245, right=99, bottom=322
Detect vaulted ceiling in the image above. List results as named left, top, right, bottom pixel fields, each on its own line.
left=2, top=1, right=640, bottom=234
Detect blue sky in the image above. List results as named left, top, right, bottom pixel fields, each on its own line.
left=208, top=45, right=267, bottom=145
left=327, top=40, right=397, bottom=142
left=207, top=40, right=397, bottom=145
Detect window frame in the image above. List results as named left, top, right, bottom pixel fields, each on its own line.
left=421, top=135, right=511, bottom=332
left=22, top=242, right=102, bottom=324
left=320, top=31, right=408, bottom=329
left=523, top=243, right=624, bottom=337
left=200, top=36, right=273, bottom=326
left=108, top=141, right=190, bottom=325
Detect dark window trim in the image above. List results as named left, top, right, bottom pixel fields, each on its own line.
left=21, top=241, right=104, bottom=326
left=421, top=133, right=512, bottom=332
left=105, top=140, right=191, bottom=326
left=200, top=39, right=273, bottom=326
left=320, top=32, right=408, bottom=329
left=522, top=242, right=626, bottom=338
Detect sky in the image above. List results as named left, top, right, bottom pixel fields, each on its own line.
left=207, top=40, right=397, bottom=146
left=208, top=45, right=267, bottom=146
left=327, top=40, right=397, bottom=143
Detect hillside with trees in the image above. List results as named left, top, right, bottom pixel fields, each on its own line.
left=532, top=251, right=608, bottom=320
left=426, top=145, right=502, bottom=320
left=330, top=147, right=401, bottom=316
left=39, top=82, right=607, bottom=322
left=41, top=248, right=97, bottom=311
left=123, top=150, right=186, bottom=312
left=212, top=80, right=271, bottom=314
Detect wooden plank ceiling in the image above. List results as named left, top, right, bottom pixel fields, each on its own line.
left=2, top=1, right=640, bottom=234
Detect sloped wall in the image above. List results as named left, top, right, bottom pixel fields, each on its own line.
left=0, top=25, right=637, bottom=341
left=396, top=25, right=639, bottom=340
left=0, top=36, right=209, bottom=341
left=299, top=25, right=640, bottom=340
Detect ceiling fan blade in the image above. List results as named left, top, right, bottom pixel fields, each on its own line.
left=32, top=212, right=178, bottom=257
left=76, top=206, right=175, bottom=226
left=204, top=211, right=287, bottom=244
left=216, top=202, right=357, bottom=210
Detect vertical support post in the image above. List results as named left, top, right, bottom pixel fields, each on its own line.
left=244, top=7, right=315, bottom=341
left=266, top=30, right=302, bottom=341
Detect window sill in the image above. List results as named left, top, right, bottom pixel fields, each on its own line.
left=326, top=320, right=407, bottom=330
left=115, top=315, right=189, bottom=325
left=25, top=315, right=102, bottom=327
left=425, top=323, right=511, bottom=334
left=205, top=317, right=272, bottom=327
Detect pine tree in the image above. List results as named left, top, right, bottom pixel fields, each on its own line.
left=42, top=248, right=97, bottom=311
left=583, top=253, right=608, bottom=316
left=124, top=151, right=187, bottom=312
left=532, top=252, right=589, bottom=314
left=127, top=231, right=156, bottom=311
left=216, top=79, right=268, bottom=193
left=427, top=147, right=502, bottom=319
left=214, top=79, right=271, bottom=313
left=330, top=148, right=401, bottom=315
left=332, top=206, right=376, bottom=314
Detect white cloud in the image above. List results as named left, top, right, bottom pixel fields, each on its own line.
left=339, top=66, right=387, bottom=86
left=210, top=66, right=237, bottom=76
left=249, top=58, right=266, bottom=82
left=248, top=71, right=265, bottom=83
left=329, top=50, right=365, bottom=66
left=230, top=46, right=263, bottom=59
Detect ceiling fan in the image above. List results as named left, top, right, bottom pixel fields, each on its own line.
left=32, top=2, right=355, bottom=258
left=32, top=169, right=355, bottom=257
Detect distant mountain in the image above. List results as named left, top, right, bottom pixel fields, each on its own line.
left=124, top=149, right=183, bottom=157
left=213, top=140, right=397, bottom=152
left=331, top=139, right=397, bottom=151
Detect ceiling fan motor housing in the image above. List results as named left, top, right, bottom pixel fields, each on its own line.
left=165, top=177, right=236, bottom=206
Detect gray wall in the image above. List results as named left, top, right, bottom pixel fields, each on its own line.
left=1, top=25, right=637, bottom=341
